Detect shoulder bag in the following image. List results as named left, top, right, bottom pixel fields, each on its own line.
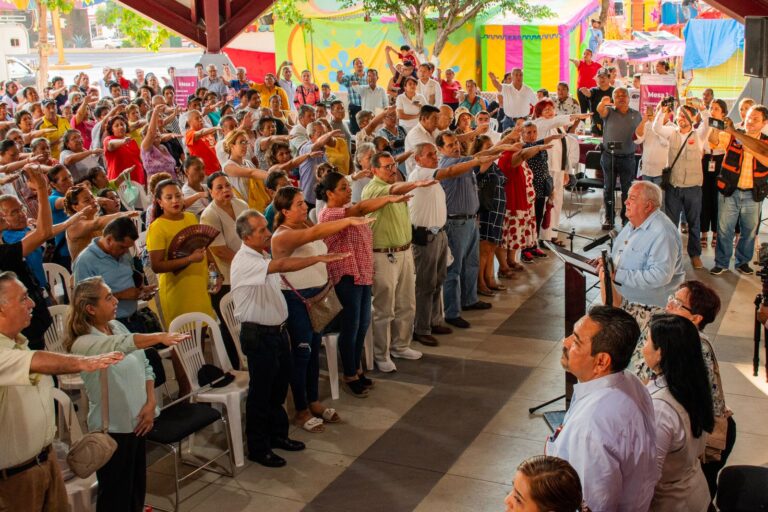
left=66, top=369, right=117, bottom=478
left=661, top=130, right=693, bottom=191
left=281, top=276, right=343, bottom=333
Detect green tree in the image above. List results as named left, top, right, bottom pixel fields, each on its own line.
left=273, top=0, right=552, bottom=58
left=94, top=3, right=171, bottom=51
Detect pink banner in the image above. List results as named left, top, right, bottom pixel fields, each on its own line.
left=173, top=71, right=198, bottom=109
left=639, top=74, right=677, bottom=112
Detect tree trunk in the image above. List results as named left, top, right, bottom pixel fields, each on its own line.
left=599, top=0, right=610, bottom=27
left=37, top=3, right=48, bottom=93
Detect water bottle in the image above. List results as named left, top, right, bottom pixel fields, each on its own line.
left=208, top=264, right=219, bottom=293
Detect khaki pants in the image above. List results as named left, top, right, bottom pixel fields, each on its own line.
left=0, top=448, right=68, bottom=512
left=412, top=231, right=448, bottom=335
left=372, top=249, right=416, bottom=362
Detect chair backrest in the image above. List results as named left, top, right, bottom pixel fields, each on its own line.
left=489, top=118, right=499, bottom=132
left=44, top=305, right=70, bottom=354
left=716, top=465, right=768, bottom=511
left=219, top=292, right=246, bottom=368
left=52, top=387, right=84, bottom=442
left=308, top=207, right=318, bottom=224
left=168, top=312, right=233, bottom=392
left=43, top=263, right=73, bottom=304
left=585, top=150, right=602, bottom=171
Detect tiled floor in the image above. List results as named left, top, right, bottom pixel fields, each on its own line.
left=145, top=189, right=768, bottom=511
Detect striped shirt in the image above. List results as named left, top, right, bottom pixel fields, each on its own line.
left=338, top=72, right=368, bottom=106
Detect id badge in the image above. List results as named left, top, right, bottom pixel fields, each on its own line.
left=708, top=159, right=716, bottom=173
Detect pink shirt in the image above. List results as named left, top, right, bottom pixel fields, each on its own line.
left=318, top=206, right=374, bottom=286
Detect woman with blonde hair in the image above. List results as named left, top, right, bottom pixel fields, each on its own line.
left=222, top=128, right=271, bottom=212
left=66, top=276, right=187, bottom=512
left=505, top=455, right=587, bottom=512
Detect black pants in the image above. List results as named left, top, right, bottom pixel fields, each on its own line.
left=701, top=415, right=737, bottom=498
left=577, top=89, right=590, bottom=114
left=701, top=154, right=723, bottom=233
left=210, top=284, right=240, bottom=370
left=534, top=196, right=546, bottom=241
left=240, top=323, right=291, bottom=458
left=600, top=151, right=636, bottom=225
left=96, top=433, right=146, bottom=512
left=348, top=104, right=362, bottom=134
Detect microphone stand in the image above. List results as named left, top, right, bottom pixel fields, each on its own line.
left=553, top=228, right=598, bottom=253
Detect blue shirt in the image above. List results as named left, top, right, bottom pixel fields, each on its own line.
left=73, top=238, right=138, bottom=318
left=338, top=72, right=368, bottom=106
left=588, top=27, right=604, bottom=54
left=438, top=155, right=479, bottom=216
left=2, top=228, right=46, bottom=288
left=49, top=190, right=69, bottom=257
left=298, top=142, right=327, bottom=205
left=611, top=209, right=685, bottom=307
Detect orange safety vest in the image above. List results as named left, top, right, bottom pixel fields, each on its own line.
left=717, top=132, right=768, bottom=201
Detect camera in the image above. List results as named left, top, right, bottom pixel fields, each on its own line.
left=708, top=118, right=726, bottom=130
left=660, top=96, right=676, bottom=110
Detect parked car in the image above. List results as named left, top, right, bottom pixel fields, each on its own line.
left=5, top=57, right=35, bottom=86
left=91, top=36, right=122, bottom=49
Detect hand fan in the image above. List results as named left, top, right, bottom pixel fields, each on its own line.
left=167, top=225, right=220, bottom=259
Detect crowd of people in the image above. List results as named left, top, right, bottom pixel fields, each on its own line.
left=0, top=46, right=764, bottom=511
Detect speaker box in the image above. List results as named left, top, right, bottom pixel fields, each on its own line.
left=745, top=17, right=768, bottom=78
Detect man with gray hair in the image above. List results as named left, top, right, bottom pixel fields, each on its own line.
left=200, top=64, right=229, bottom=97
left=606, top=181, right=684, bottom=307
left=289, top=104, right=316, bottom=154
left=297, top=121, right=343, bottom=209
left=597, top=86, right=643, bottom=229
left=230, top=209, right=347, bottom=467
left=0, top=270, right=124, bottom=510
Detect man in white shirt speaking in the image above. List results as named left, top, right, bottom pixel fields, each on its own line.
left=489, top=68, right=537, bottom=131
left=546, top=305, right=658, bottom=511
left=230, top=209, right=347, bottom=468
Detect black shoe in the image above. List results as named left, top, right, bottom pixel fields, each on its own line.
left=709, top=266, right=726, bottom=276
left=413, top=333, right=439, bottom=346
left=343, top=378, right=370, bottom=398
left=359, top=373, right=374, bottom=388
left=249, top=450, right=287, bottom=468
left=446, top=316, right=471, bottom=328
left=271, top=437, right=305, bottom=452
left=463, top=301, right=492, bottom=311
left=737, top=263, right=754, bottom=275
left=430, top=325, right=453, bottom=335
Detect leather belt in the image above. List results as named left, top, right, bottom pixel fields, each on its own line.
left=373, top=243, right=411, bottom=253
left=413, top=226, right=445, bottom=234
left=0, top=446, right=50, bottom=480
left=447, top=214, right=475, bottom=220
left=241, top=321, right=287, bottom=335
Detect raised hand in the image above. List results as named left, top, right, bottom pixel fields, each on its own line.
left=319, top=252, right=351, bottom=263
left=414, top=179, right=439, bottom=188
left=187, top=247, right=206, bottom=263
left=156, top=332, right=191, bottom=346
left=349, top=216, right=376, bottom=226
left=389, top=194, right=412, bottom=203
left=78, top=351, right=125, bottom=371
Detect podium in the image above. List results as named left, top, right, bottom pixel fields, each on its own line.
left=530, top=242, right=598, bottom=428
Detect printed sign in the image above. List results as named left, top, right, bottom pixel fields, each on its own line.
left=639, top=73, right=678, bottom=112
left=173, top=70, right=198, bottom=109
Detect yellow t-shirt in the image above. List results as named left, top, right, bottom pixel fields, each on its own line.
left=252, top=83, right=290, bottom=111
left=40, top=116, right=71, bottom=159
left=737, top=151, right=755, bottom=190
left=325, top=138, right=350, bottom=175
left=146, top=211, right=214, bottom=326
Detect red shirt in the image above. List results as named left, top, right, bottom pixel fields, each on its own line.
left=70, top=116, right=94, bottom=150
left=294, top=84, right=320, bottom=108
left=104, top=136, right=145, bottom=185
left=577, top=61, right=603, bottom=89
left=185, top=129, right=221, bottom=175
left=440, top=79, right=462, bottom=104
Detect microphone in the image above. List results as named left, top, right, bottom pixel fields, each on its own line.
left=583, top=229, right=617, bottom=252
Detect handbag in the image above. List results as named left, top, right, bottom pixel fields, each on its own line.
left=66, top=369, right=117, bottom=478
left=701, top=337, right=732, bottom=462
left=281, top=276, right=343, bottom=333
left=661, top=131, right=693, bottom=191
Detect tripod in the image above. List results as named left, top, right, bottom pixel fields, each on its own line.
left=603, top=141, right=624, bottom=228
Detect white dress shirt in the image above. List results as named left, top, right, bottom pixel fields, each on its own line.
left=408, top=165, right=447, bottom=228
left=635, top=119, right=670, bottom=177
left=546, top=370, right=658, bottom=512
left=351, top=84, right=388, bottom=112
left=230, top=244, right=289, bottom=325
left=289, top=124, right=309, bottom=154
left=500, top=83, right=537, bottom=119
left=404, top=122, right=437, bottom=175
left=278, top=79, right=297, bottom=111
left=417, top=78, right=442, bottom=107
left=396, top=93, right=427, bottom=132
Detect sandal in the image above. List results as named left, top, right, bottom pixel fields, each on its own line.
left=489, top=283, right=507, bottom=291
left=508, top=262, right=525, bottom=271
left=299, top=416, right=324, bottom=433
left=478, top=288, right=496, bottom=297
left=344, top=379, right=369, bottom=398
left=711, top=236, right=717, bottom=248
left=314, top=407, right=341, bottom=423
left=497, top=269, right=515, bottom=279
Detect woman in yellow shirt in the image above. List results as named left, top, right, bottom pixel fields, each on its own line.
left=146, top=179, right=219, bottom=325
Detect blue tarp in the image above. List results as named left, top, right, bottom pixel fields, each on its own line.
left=683, top=18, right=744, bottom=71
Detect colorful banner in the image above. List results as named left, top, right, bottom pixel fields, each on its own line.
left=275, top=17, right=479, bottom=88
left=173, top=70, right=198, bottom=109
left=595, top=37, right=685, bottom=62
left=479, top=0, right=599, bottom=92
left=639, top=73, right=677, bottom=111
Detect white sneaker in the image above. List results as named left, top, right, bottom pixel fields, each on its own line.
left=375, top=359, right=397, bottom=373
left=390, top=347, right=423, bottom=360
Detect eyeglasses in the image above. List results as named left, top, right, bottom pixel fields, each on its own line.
left=237, top=140, right=249, bottom=146
left=379, top=163, right=397, bottom=170
left=667, top=295, right=692, bottom=313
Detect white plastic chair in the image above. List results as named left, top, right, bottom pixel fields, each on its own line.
left=489, top=117, right=499, bottom=133
left=219, top=292, right=247, bottom=370
left=52, top=388, right=98, bottom=512
left=168, top=312, right=249, bottom=467
left=43, top=262, right=73, bottom=304
left=322, top=333, right=340, bottom=400
left=44, top=305, right=88, bottom=415
left=117, top=180, right=149, bottom=211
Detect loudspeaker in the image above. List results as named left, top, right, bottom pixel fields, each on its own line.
left=745, top=17, right=768, bottom=78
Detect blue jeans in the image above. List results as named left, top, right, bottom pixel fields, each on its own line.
left=664, top=186, right=702, bottom=257
left=282, top=286, right=323, bottom=411
left=334, top=276, right=371, bottom=378
left=600, top=152, right=636, bottom=224
left=444, top=218, right=479, bottom=319
left=715, top=190, right=761, bottom=268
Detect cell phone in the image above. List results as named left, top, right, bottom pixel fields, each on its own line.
left=708, top=118, right=725, bottom=130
